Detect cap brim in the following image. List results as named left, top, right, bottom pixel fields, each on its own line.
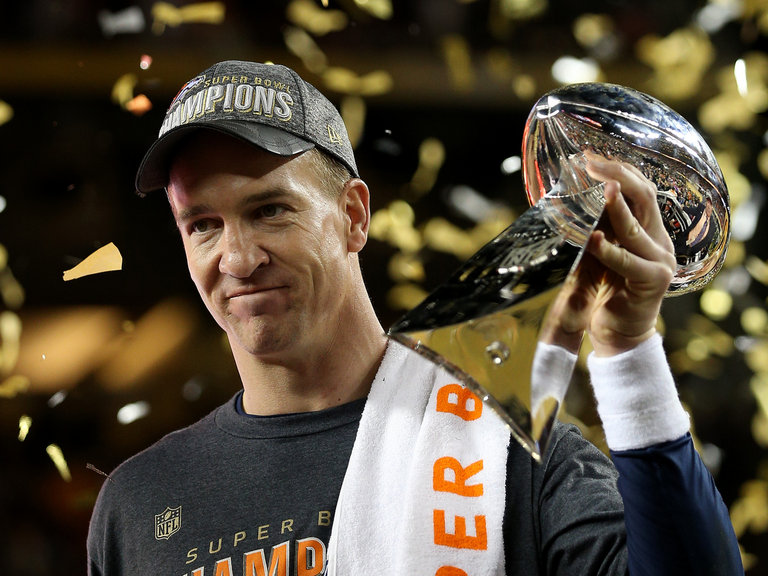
left=135, top=121, right=315, bottom=195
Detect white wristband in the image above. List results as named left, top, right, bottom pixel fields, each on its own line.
left=587, top=333, right=690, bottom=451
left=531, top=341, right=578, bottom=417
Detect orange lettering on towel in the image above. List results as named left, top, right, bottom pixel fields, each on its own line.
left=433, top=510, right=487, bottom=550
left=433, top=457, right=484, bottom=497
left=435, top=567, right=468, bottom=576
left=436, top=384, right=482, bottom=421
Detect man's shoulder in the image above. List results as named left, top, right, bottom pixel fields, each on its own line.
left=103, top=404, right=222, bottom=490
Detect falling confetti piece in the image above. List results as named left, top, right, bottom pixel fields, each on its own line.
left=0, top=375, right=29, bottom=398
left=286, top=0, right=348, bottom=36
left=322, top=68, right=393, bottom=96
left=125, top=94, right=153, bottom=116
left=409, top=137, right=445, bottom=196
left=284, top=26, right=328, bottom=74
left=441, top=35, right=474, bottom=91
left=62, top=242, right=123, bottom=281
left=340, top=96, right=365, bottom=148
left=352, top=0, right=392, bottom=19
left=18, top=415, right=31, bottom=441
left=0, top=310, right=22, bottom=374
left=151, top=1, right=225, bottom=35
left=48, top=390, right=67, bottom=408
left=0, top=100, right=13, bottom=127
left=98, top=6, right=146, bottom=36
left=111, top=73, right=138, bottom=108
left=386, top=283, right=429, bottom=310
left=46, top=444, right=72, bottom=482
left=746, top=256, right=768, bottom=285
left=497, top=0, right=547, bottom=19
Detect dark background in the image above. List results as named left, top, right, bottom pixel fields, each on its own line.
left=1, top=0, right=768, bottom=573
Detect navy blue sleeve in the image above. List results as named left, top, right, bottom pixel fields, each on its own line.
left=611, top=434, right=743, bottom=576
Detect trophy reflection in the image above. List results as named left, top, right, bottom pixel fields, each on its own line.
left=388, top=83, right=730, bottom=460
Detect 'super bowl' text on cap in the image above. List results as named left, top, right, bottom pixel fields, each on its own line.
left=135, top=60, right=358, bottom=195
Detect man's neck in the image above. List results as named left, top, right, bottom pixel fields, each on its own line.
left=234, top=305, right=388, bottom=416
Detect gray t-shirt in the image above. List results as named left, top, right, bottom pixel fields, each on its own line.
left=87, top=393, right=627, bottom=575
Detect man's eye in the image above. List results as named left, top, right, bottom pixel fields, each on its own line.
left=190, top=219, right=212, bottom=234
left=258, top=205, right=286, bottom=218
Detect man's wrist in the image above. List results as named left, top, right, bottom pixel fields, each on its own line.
left=587, top=333, right=690, bottom=451
left=589, top=327, right=657, bottom=358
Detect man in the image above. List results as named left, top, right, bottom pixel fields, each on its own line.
left=88, top=60, right=742, bottom=575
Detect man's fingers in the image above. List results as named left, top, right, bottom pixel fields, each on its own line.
left=586, top=157, right=666, bottom=235
left=588, top=226, right=674, bottom=293
left=601, top=181, right=673, bottom=265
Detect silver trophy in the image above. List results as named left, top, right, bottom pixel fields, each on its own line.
left=388, top=83, right=730, bottom=459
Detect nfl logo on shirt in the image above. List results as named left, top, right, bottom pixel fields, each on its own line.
left=154, top=506, right=181, bottom=540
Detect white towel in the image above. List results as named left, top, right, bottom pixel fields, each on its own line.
left=327, top=339, right=511, bottom=575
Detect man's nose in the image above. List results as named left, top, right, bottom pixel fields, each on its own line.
left=218, top=226, right=269, bottom=277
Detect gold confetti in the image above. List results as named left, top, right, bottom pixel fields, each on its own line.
left=111, top=73, right=138, bottom=108
left=284, top=26, right=328, bottom=74
left=742, top=307, right=768, bottom=336
left=700, top=288, right=733, bottom=320
left=422, top=217, right=478, bottom=260
left=496, top=0, right=547, bottom=19
left=46, top=444, right=72, bottom=482
left=386, top=283, right=429, bottom=311
left=409, top=137, right=445, bottom=196
left=352, top=0, right=392, bottom=19
left=723, top=240, right=745, bottom=268
left=0, top=100, right=13, bottom=127
left=151, top=1, right=225, bottom=34
left=636, top=27, right=714, bottom=100
left=387, top=253, right=425, bottom=283
left=62, top=242, right=123, bottom=281
left=18, top=415, right=31, bottom=441
left=0, top=375, right=29, bottom=398
left=322, top=67, right=393, bottom=96
left=746, top=341, right=768, bottom=374
left=0, top=310, right=22, bottom=374
left=369, top=201, right=422, bottom=253
left=751, top=373, right=768, bottom=420
left=340, top=96, right=365, bottom=149
left=686, top=314, right=735, bottom=357
left=0, top=245, right=26, bottom=309
left=573, top=13, right=614, bottom=50
left=441, top=35, right=474, bottom=91
left=751, top=412, right=768, bottom=448
left=286, top=0, right=348, bottom=35
left=746, top=255, right=768, bottom=285
left=715, top=151, right=751, bottom=207
left=730, top=478, right=768, bottom=537
left=512, top=74, right=537, bottom=100
left=484, top=48, right=517, bottom=85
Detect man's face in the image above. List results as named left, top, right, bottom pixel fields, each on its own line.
left=166, top=133, right=361, bottom=361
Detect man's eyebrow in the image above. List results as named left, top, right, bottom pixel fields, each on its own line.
left=175, top=190, right=295, bottom=223
left=175, top=203, right=214, bottom=223
left=236, top=189, right=293, bottom=210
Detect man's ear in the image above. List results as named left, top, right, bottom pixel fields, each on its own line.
left=341, top=178, right=371, bottom=254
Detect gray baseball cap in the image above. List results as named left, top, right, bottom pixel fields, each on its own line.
left=135, top=60, right=358, bottom=195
